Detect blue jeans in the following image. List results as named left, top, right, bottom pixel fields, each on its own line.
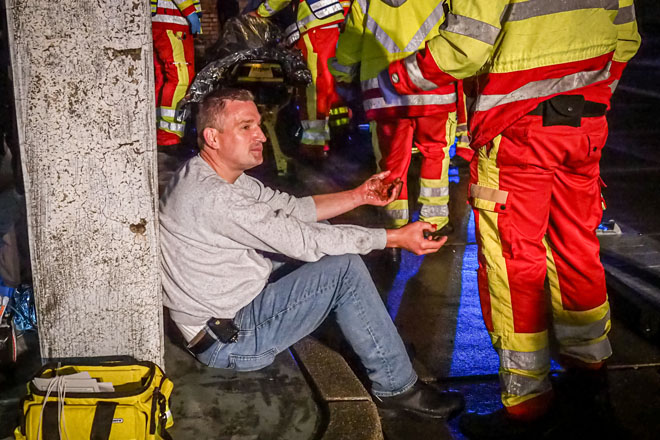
left=195, top=254, right=417, bottom=397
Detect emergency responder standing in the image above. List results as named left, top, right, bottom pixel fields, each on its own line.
left=380, top=0, right=640, bottom=438
left=151, top=0, right=202, bottom=148
left=255, top=0, right=350, bottom=160
left=329, top=0, right=466, bottom=240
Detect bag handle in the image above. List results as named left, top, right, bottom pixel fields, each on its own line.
left=90, top=401, right=118, bottom=440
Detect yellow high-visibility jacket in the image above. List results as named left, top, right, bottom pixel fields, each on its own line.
left=388, top=0, right=641, bottom=148
left=328, top=0, right=460, bottom=120
left=257, top=0, right=349, bottom=40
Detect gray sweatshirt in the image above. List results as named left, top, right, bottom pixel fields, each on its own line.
left=159, top=156, right=387, bottom=329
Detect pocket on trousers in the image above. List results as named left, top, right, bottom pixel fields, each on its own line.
left=229, top=348, right=277, bottom=371
left=468, top=183, right=514, bottom=258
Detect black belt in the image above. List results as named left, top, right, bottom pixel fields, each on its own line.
left=187, top=318, right=239, bottom=356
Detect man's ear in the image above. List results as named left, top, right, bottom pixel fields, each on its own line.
left=202, top=127, right=219, bottom=149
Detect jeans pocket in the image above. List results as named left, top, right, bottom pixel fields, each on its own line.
left=229, top=348, right=277, bottom=372
left=196, top=341, right=229, bottom=368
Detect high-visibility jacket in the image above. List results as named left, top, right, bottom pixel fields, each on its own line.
left=151, top=0, right=202, bottom=31
left=257, top=0, right=349, bottom=37
left=328, top=0, right=459, bottom=120
left=388, top=0, right=641, bottom=148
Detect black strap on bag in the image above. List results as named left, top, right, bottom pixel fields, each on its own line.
left=42, top=402, right=59, bottom=440
left=90, top=401, right=118, bottom=440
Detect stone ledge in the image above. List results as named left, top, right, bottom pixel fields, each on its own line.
left=292, top=337, right=383, bottom=440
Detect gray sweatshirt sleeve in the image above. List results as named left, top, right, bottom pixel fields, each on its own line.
left=203, top=182, right=387, bottom=261
left=240, top=174, right=317, bottom=222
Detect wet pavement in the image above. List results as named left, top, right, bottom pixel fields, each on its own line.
left=2, top=9, right=660, bottom=440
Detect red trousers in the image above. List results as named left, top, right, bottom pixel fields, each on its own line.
left=469, top=113, right=612, bottom=419
left=153, top=24, right=195, bottom=146
left=296, top=26, right=344, bottom=147
left=374, top=112, right=455, bottom=228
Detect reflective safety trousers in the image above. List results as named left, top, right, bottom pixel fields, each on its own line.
left=153, top=26, right=195, bottom=146
left=388, top=0, right=641, bottom=148
left=374, top=111, right=456, bottom=229
left=151, top=0, right=202, bottom=30
left=469, top=113, right=612, bottom=419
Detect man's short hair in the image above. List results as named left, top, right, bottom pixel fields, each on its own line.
left=196, top=88, right=255, bottom=147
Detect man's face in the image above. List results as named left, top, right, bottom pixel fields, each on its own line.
left=211, top=100, right=267, bottom=173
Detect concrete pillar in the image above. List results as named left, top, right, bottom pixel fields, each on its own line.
left=5, top=0, right=163, bottom=365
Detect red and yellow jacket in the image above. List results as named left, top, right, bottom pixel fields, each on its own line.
left=257, top=0, right=350, bottom=37
left=151, top=0, right=202, bottom=31
left=388, top=0, right=641, bottom=148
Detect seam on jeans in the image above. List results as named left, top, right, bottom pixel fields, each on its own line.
left=254, top=280, right=338, bottom=331
left=208, top=341, right=223, bottom=366
left=345, top=276, right=395, bottom=391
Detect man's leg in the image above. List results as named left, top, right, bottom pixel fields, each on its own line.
left=415, top=112, right=456, bottom=230
left=195, top=255, right=463, bottom=417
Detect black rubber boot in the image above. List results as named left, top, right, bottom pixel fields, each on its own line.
left=374, top=380, right=464, bottom=419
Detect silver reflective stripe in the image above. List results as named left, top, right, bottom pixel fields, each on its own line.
left=500, top=373, right=552, bottom=397
left=420, top=204, right=449, bottom=218
left=365, top=14, right=401, bottom=53
left=159, top=120, right=185, bottom=133
left=302, top=131, right=328, bottom=143
left=362, top=77, right=379, bottom=90
left=440, top=13, right=500, bottom=45
left=419, top=186, right=449, bottom=198
left=356, top=0, right=367, bottom=12
left=498, top=348, right=550, bottom=371
left=457, top=134, right=470, bottom=144
left=301, top=120, right=327, bottom=130
left=610, top=79, right=619, bottom=93
left=456, top=123, right=468, bottom=132
left=157, top=108, right=185, bottom=120
left=365, top=2, right=444, bottom=54
left=403, top=2, right=446, bottom=52
left=473, top=62, right=612, bottom=112
left=263, top=0, right=276, bottom=15
left=385, top=209, right=410, bottom=220
left=310, top=0, right=340, bottom=12
left=298, top=13, right=319, bottom=29
left=560, top=337, right=612, bottom=363
left=364, top=93, right=456, bottom=110
left=614, top=4, right=636, bottom=25
left=151, top=15, right=188, bottom=25
left=285, top=23, right=298, bottom=36
left=330, top=59, right=359, bottom=75
left=554, top=310, right=610, bottom=342
left=157, top=0, right=178, bottom=9
left=404, top=55, right=440, bottom=91
left=504, top=0, right=618, bottom=22
left=313, top=3, right=343, bottom=19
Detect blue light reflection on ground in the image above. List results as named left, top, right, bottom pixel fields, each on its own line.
left=385, top=212, right=424, bottom=321
left=450, top=210, right=500, bottom=376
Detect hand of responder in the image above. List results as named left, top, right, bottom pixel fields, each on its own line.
left=377, top=69, right=400, bottom=105
left=385, top=222, right=447, bottom=256
left=355, top=170, right=402, bottom=207
left=187, top=12, right=202, bottom=34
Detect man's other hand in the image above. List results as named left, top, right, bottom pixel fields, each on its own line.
left=386, top=222, right=447, bottom=255
left=187, top=12, right=202, bottom=34
left=356, top=170, right=403, bottom=207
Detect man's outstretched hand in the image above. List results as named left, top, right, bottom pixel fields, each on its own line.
left=386, top=222, right=447, bottom=255
left=356, top=170, right=403, bottom=207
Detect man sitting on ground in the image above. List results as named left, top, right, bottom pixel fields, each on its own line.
left=159, top=88, right=463, bottom=419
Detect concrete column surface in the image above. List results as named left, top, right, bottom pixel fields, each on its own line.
left=5, top=0, right=162, bottom=364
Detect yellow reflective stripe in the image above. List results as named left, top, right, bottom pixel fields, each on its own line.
left=165, top=30, right=191, bottom=114
left=440, top=13, right=500, bottom=45
left=476, top=137, right=515, bottom=337
left=505, top=0, right=618, bottom=22
left=418, top=216, right=449, bottom=229
left=329, top=106, right=350, bottom=116
left=302, top=33, right=318, bottom=118
left=490, top=330, right=549, bottom=353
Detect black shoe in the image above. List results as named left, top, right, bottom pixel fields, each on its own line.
left=424, top=223, right=454, bottom=240
left=374, top=380, right=464, bottom=420
left=459, top=408, right=558, bottom=440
